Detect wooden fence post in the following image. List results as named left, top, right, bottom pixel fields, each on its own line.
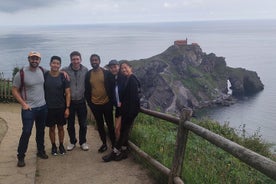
left=7, top=79, right=12, bottom=100
left=168, top=108, right=192, bottom=184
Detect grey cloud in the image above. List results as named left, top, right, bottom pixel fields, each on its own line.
left=0, top=0, right=70, bottom=13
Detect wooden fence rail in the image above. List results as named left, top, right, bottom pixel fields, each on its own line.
left=129, top=107, right=276, bottom=183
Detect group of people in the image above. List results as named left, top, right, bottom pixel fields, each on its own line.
left=12, top=51, right=141, bottom=167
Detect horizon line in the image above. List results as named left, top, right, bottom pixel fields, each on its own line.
left=1, top=18, right=276, bottom=27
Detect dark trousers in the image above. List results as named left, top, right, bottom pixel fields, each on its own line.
left=89, top=101, right=115, bottom=147
left=67, top=101, right=87, bottom=145
left=17, top=104, right=47, bottom=159
left=115, top=115, right=136, bottom=149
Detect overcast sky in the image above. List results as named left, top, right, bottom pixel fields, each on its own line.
left=0, top=0, right=275, bottom=25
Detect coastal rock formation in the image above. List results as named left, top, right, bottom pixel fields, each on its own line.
left=129, top=43, right=264, bottom=114
left=228, top=67, right=264, bottom=96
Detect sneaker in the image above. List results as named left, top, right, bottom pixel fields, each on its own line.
left=67, top=143, right=76, bottom=151
left=51, top=145, right=58, bottom=156
left=59, top=144, right=66, bottom=155
left=98, top=144, right=107, bottom=153
left=102, top=151, right=117, bottom=162
left=17, top=158, right=25, bottom=167
left=37, top=152, right=49, bottom=159
left=114, top=152, right=125, bottom=161
left=81, top=143, right=89, bottom=151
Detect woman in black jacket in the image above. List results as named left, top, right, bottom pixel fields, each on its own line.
left=102, top=60, right=140, bottom=162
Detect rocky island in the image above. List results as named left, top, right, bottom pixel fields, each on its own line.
left=128, top=40, right=264, bottom=115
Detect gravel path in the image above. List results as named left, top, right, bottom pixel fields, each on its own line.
left=0, top=103, right=156, bottom=184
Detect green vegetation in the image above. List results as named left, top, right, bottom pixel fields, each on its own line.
left=0, top=67, right=19, bottom=102
left=130, top=113, right=276, bottom=184
left=12, top=67, right=20, bottom=79
left=181, top=66, right=219, bottom=99
left=0, top=78, right=13, bottom=102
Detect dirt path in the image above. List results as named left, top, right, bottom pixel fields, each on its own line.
left=36, top=125, right=156, bottom=184
left=0, top=117, right=8, bottom=144
left=0, top=103, right=37, bottom=184
left=0, top=103, right=156, bottom=184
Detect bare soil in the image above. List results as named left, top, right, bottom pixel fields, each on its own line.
left=36, top=124, right=157, bottom=184
left=0, top=103, right=157, bottom=184
left=0, top=117, right=8, bottom=144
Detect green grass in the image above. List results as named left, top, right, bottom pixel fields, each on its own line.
left=130, top=113, right=276, bottom=184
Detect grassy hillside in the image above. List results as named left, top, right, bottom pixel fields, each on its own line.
left=130, top=113, right=276, bottom=184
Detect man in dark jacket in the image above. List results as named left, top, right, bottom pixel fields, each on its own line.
left=85, top=54, right=116, bottom=153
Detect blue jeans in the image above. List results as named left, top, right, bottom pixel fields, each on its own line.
left=17, top=104, right=48, bottom=159
left=67, top=101, right=87, bottom=145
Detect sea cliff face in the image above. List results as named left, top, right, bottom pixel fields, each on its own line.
left=129, top=43, right=264, bottom=114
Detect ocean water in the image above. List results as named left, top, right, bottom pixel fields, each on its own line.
left=0, top=20, right=275, bottom=148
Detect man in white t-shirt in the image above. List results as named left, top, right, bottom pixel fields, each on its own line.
left=12, top=51, right=48, bottom=167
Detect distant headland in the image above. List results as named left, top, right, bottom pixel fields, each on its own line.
left=128, top=40, right=264, bottom=115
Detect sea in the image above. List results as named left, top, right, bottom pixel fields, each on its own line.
left=0, top=20, right=275, bottom=151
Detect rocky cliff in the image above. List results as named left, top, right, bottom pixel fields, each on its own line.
left=129, top=43, right=264, bottom=115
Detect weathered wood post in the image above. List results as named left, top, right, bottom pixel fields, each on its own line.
left=168, top=108, right=192, bottom=184
left=8, top=79, right=12, bottom=100
left=4, top=79, right=7, bottom=99
left=0, top=78, right=2, bottom=99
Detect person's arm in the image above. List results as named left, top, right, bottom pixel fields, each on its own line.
left=12, top=86, right=30, bottom=110
left=127, top=76, right=140, bottom=118
left=84, top=71, right=92, bottom=106
left=60, top=70, right=70, bottom=81
left=64, top=87, right=71, bottom=118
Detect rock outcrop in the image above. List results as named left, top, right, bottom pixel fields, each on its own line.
left=228, top=67, right=264, bottom=96
left=129, top=43, right=264, bottom=115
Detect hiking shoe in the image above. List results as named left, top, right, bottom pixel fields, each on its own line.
left=37, top=152, right=49, bottom=159
left=51, top=145, right=58, bottom=156
left=102, top=151, right=117, bottom=162
left=67, top=143, right=76, bottom=151
left=114, top=152, right=125, bottom=161
left=59, top=144, right=66, bottom=155
left=81, top=143, right=89, bottom=151
left=119, top=149, right=129, bottom=160
left=98, top=144, right=107, bottom=153
left=17, top=158, right=25, bottom=167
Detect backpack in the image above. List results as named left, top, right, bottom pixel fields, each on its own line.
left=19, top=66, right=44, bottom=100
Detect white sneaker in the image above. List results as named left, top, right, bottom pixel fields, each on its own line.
left=81, top=143, right=89, bottom=151
left=67, top=143, right=76, bottom=151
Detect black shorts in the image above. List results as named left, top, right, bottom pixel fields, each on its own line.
left=46, top=107, right=66, bottom=127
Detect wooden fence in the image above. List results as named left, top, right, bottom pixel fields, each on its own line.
left=128, top=107, right=276, bottom=183
left=0, top=78, right=13, bottom=101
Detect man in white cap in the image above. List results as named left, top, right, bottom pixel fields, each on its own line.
left=12, top=51, right=48, bottom=167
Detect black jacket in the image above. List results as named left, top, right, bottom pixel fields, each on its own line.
left=109, top=73, right=127, bottom=107
left=121, top=74, right=140, bottom=119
